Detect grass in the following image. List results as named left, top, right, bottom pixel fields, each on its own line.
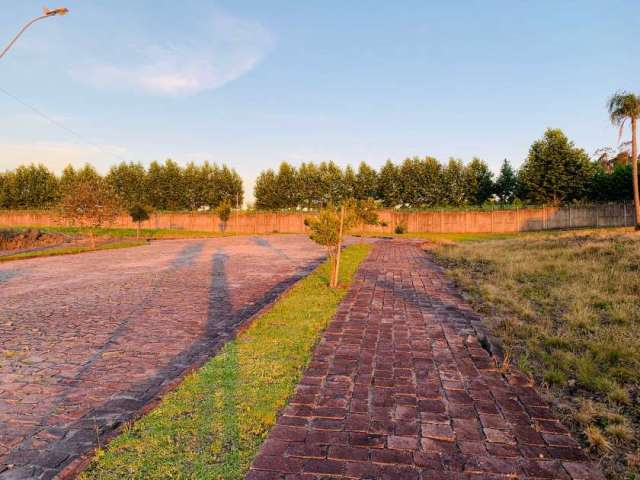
left=0, top=225, right=228, bottom=240
left=432, top=228, right=639, bottom=479
left=80, top=243, right=372, bottom=480
left=396, top=231, right=523, bottom=242
left=0, top=240, right=147, bottom=262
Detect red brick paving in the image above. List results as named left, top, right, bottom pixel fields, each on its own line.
left=247, top=240, right=603, bottom=480
left=0, top=235, right=327, bottom=480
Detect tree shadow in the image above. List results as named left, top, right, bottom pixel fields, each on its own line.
left=250, top=236, right=292, bottom=261
left=1, top=243, right=326, bottom=479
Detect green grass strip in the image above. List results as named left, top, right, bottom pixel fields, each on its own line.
left=0, top=241, right=147, bottom=263
left=0, top=225, right=227, bottom=240
left=80, top=243, right=372, bottom=480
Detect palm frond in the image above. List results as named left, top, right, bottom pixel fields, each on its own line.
left=618, top=118, right=627, bottom=143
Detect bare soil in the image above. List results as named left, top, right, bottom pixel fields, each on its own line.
left=0, top=228, right=72, bottom=255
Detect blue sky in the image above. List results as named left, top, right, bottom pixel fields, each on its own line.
left=0, top=1, right=638, bottom=198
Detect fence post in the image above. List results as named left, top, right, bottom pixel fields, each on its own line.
left=624, top=203, right=628, bottom=226
left=595, top=205, right=599, bottom=228
left=568, top=206, right=572, bottom=229
left=490, top=205, right=494, bottom=233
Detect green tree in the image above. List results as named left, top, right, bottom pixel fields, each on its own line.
left=466, top=157, right=494, bottom=205
left=353, top=197, right=379, bottom=239
left=145, top=159, right=184, bottom=210
left=343, top=165, right=357, bottom=201
left=59, top=176, right=121, bottom=247
left=442, top=158, right=468, bottom=207
left=318, top=161, right=345, bottom=206
left=298, top=162, right=322, bottom=209
left=76, top=164, right=103, bottom=185
left=494, top=159, right=518, bottom=204
left=182, top=162, right=205, bottom=210
left=275, top=162, right=300, bottom=209
left=106, top=162, right=147, bottom=209
left=588, top=164, right=634, bottom=202
left=399, top=157, right=423, bottom=207
left=0, top=171, right=11, bottom=208
left=145, top=161, right=164, bottom=209
left=377, top=160, right=402, bottom=207
left=5, top=164, right=58, bottom=208
left=59, top=164, right=78, bottom=197
left=518, top=128, right=592, bottom=204
left=354, top=162, right=378, bottom=200
left=128, top=204, right=150, bottom=239
left=215, top=198, right=232, bottom=232
left=419, top=156, right=443, bottom=207
left=217, top=165, right=243, bottom=209
left=306, top=203, right=357, bottom=288
left=608, top=91, right=640, bottom=228
left=254, top=169, right=279, bottom=210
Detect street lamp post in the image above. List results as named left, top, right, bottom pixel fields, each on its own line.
left=0, top=7, right=69, bottom=60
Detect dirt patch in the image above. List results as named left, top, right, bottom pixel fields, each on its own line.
left=0, top=228, right=71, bottom=252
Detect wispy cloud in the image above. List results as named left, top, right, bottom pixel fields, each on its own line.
left=74, top=11, right=275, bottom=96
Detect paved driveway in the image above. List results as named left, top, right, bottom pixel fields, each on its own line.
left=0, top=235, right=326, bottom=479
left=248, top=240, right=603, bottom=480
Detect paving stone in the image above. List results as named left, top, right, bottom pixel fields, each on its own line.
left=246, top=240, right=600, bottom=480
left=0, top=235, right=330, bottom=478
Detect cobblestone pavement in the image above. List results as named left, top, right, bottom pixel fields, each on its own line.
left=248, top=240, right=603, bottom=480
left=0, top=235, right=327, bottom=480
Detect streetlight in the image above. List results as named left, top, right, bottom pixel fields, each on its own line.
left=0, top=7, right=69, bottom=60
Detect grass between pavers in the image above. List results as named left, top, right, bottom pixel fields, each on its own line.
left=0, top=240, right=147, bottom=262
left=79, top=243, right=372, bottom=480
left=432, top=228, right=639, bottom=479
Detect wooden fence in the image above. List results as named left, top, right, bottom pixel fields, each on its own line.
left=0, top=204, right=634, bottom=234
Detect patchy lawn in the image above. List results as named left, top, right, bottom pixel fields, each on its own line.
left=80, top=243, right=372, bottom=480
left=433, top=228, right=639, bottom=479
left=19, top=225, right=228, bottom=240
left=0, top=240, right=146, bottom=262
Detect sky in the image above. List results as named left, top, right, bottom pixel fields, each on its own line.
left=0, top=1, right=639, bottom=200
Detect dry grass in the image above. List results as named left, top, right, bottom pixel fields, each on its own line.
left=433, top=228, right=639, bottom=479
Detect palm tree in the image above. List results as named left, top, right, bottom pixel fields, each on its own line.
left=608, top=91, right=640, bottom=229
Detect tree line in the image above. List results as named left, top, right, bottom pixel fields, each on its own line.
left=0, top=159, right=243, bottom=211
left=0, top=128, right=637, bottom=213
left=254, top=128, right=638, bottom=210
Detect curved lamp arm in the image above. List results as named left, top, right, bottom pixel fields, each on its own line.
left=0, top=8, right=69, bottom=60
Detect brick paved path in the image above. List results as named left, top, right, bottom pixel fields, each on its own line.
left=248, top=241, right=603, bottom=480
left=0, top=235, right=327, bottom=480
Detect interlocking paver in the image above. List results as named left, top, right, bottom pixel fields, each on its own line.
left=0, top=235, right=327, bottom=479
left=248, top=240, right=603, bottom=480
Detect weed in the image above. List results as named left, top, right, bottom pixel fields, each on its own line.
left=544, top=368, right=567, bottom=386
left=585, top=425, right=611, bottom=452
left=606, top=424, right=634, bottom=443
left=432, top=228, right=640, bottom=478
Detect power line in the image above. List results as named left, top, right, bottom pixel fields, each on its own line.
left=0, top=84, right=130, bottom=164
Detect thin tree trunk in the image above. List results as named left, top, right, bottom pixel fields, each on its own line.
left=632, top=118, right=640, bottom=229
left=332, top=205, right=346, bottom=288
left=328, top=249, right=337, bottom=288
left=136, top=222, right=140, bottom=240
